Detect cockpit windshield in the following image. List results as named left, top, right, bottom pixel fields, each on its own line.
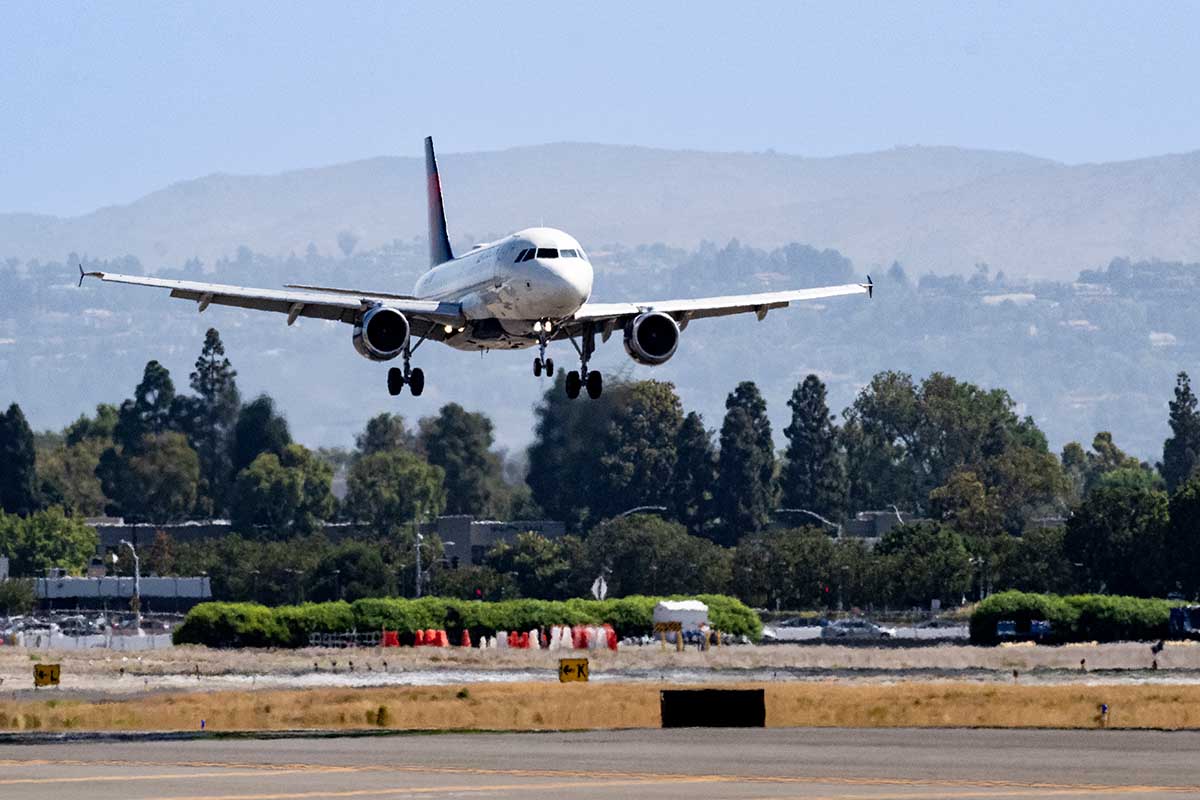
left=515, top=245, right=587, bottom=261
left=536, top=248, right=559, bottom=259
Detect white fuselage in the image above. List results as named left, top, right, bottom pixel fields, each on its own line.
left=413, top=227, right=593, bottom=350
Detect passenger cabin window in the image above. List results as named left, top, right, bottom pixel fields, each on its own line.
left=514, top=248, right=529, bottom=263
left=536, top=248, right=559, bottom=259
left=560, top=249, right=578, bottom=258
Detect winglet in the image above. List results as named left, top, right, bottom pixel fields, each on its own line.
left=863, top=275, right=874, bottom=298
left=78, top=264, right=84, bottom=287
left=78, top=264, right=104, bottom=287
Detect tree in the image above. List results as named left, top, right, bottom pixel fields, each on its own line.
left=0, top=403, right=39, bottom=515
left=355, top=413, right=417, bottom=457
left=337, top=230, right=360, bottom=258
left=527, top=373, right=625, bottom=530
left=113, top=361, right=180, bottom=449
left=583, top=514, right=730, bottom=596
left=183, top=329, right=241, bottom=515
left=1163, top=372, right=1200, bottom=492
left=669, top=412, right=718, bottom=536
left=64, top=404, right=118, bottom=446
left=1167, top=475, right=1200, bottom=597
left=781, top=375, right=847, bottom=520
left=592, top=381, right=684, bottom=521
left=714, top=382, right=777, bottom=545
left=993, top=525, right=1076, bottom=595
left=733, top=527, right=835, bottom=609
left=231, top=444, right=335, bottom=536
left=1063, top=485, right=1170, bottom=597
left=487, top=531, right=576, bottom=600
left=842, top=371, right=1048, bottom=515
left=1061, top=432, right=1152, bottom=501
left=344, top=449, right=445, bottom=535
left=310, top=540, right=390, bottom=602
left=232, top=395, right=292, bottom=473
left=0, top=507, right=98, bottom=575
left=874, top=522, right=971, bottom=608
left=96, top=432, right=200, bottom=524
left=419, top=404, right=505, bottom=517
left=36, top=436, right=109, bottom=516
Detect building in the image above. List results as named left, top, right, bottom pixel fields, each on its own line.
left=841, top=509, right=927, bottom=544
left=35, top=570, right=212, bottom=612
left=419, top=515, right=566, bottom=567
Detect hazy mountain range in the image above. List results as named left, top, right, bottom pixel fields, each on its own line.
left=4, top=143, right=1200, bottom=279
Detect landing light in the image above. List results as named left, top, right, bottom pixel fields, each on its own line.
left=533, top=321, right=543, bottom=333
left=443, top=324, right=454, bottom=334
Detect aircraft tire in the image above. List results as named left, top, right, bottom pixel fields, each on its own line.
left=387, top=367, right=405, bottom=396
left=586, top=370, right=603, bottom=399
left=545, top=358, right=554, bottom=376
left=533, top=358, right=542, bottom=377
left=409, top=368, right=425, bottom=397
left=565, top=371, right=582, bottom=399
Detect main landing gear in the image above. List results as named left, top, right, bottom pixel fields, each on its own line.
left=533, top=320, right=555, bottom=378
left=387, top=337, right=426, bottom=397
left=564, top=322, right=602, bottom=400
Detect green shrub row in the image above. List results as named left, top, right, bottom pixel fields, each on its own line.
left=173, top=594, right=762, bottom=648
left=969, top=590, right=1175, bottom=644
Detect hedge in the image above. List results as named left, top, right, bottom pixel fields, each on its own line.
left=969, top=590, right=1175, bottom=644
left=173, top=594, right=762, bottom=648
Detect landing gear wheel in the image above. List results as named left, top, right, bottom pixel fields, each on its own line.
left=387, top=367, right=405, bottom=396
left=408, top=367, right=425, bottom=397
left=586, top=370, right=603, bottom=399
left=565, top=370, right=582, bottom=399
left=544, top=358, right=554, bottom=377
left=533, top=358, right=543, bottom=377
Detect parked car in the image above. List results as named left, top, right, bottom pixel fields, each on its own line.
left=820, top=618, right=896, bottom=640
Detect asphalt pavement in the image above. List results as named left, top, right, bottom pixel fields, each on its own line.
left=1, top=727, right=1197, bottom=799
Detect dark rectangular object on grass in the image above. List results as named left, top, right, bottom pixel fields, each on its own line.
left=660, top=689, right=766, bottom=728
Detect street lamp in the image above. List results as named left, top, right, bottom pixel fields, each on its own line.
left=118, top=539, right=141, bottom=629
left=414, top=533, right=455, bottom=598
left=775, top=508, right=842, bottom=536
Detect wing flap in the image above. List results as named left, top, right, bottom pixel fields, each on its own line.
left=571, top=281, right=872, bottom=324
left=86, top=271, right=463, bottom=325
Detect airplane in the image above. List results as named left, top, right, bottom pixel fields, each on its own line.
left=84, top=137, right=873, bottom=400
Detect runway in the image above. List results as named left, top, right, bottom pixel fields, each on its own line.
left=2, top=728, right=1198, bottom=799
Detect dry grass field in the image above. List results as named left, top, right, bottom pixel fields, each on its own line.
left=2, top=682, right=1199, bottom=733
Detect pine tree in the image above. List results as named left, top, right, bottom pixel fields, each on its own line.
left=714, top=381, right=777, bottom=545
left=781, top=374, right=847, bottom=520
left=232, top=395, right=292, bottom=474
left=0, top=403, right=39, bottom=515
left=1163, top=372, right=1200, bottom=492
left=669, top=411, right=717, bottom=536
left=186, top=329, right=241, bottom=515
left=113, top=361, right=178, bottom=451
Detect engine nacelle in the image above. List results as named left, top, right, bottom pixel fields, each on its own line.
left=353, top=306, right=410, bottom=361
left=623, top=311, right=680, bottom=366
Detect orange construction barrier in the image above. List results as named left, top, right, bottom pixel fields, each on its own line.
left=382, top=630, right=400, bottom=647
left=414, top=629, right=426, bottom=646
left=437, top=630, right=449, bottom=647
left=517, top=632, right=529, bottom=649
left=606, top=625, right=618, bottom=651
left=507, top=631, right=518, bottom=648
left=461, top=630, right=472, bottom=648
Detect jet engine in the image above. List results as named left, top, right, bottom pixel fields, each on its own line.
left=353, top=306, right=410, bottom=361
left=623, top=311, right=680, bottom=366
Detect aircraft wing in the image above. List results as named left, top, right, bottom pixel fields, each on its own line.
left=568, top=279, right=872, bottom=330
left=82, top=271, right=464, bottom=330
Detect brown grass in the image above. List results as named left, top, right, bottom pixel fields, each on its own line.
left=2, top=682, right=1199, bottom=733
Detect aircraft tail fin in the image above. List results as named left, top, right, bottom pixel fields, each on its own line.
left=425, top=136, right=455, bottom=267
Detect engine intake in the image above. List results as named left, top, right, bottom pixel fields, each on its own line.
left=353, top=306, right=410, bottom=361
left=623, top=311, right=680, bottom=366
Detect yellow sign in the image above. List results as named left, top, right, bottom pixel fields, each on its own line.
left=34, top=663, right=60, bottom=687
left=653, top=622, right=683, bottom=633
left=558, top=658, right=589, bottom=683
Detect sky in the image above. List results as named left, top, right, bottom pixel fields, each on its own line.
left=3, top=2, right=1199, bottom=216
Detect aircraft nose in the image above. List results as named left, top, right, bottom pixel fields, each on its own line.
left=543, top=259, right=592, bottom=305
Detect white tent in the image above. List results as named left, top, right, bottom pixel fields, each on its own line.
left=652, top=599, right=709, bottom=632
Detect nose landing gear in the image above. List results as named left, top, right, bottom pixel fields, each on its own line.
left=533, top=319, right=555, bottom=378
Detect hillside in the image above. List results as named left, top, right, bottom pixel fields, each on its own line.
left=5, top=143, right=1199, bottom=279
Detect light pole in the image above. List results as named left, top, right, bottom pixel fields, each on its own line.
left=415, top=534, right=454, bottom=598
left=119, top=539, right=141, bottom=629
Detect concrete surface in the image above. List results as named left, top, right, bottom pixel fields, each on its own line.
left=2, top=727, right=1199, bottom=799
